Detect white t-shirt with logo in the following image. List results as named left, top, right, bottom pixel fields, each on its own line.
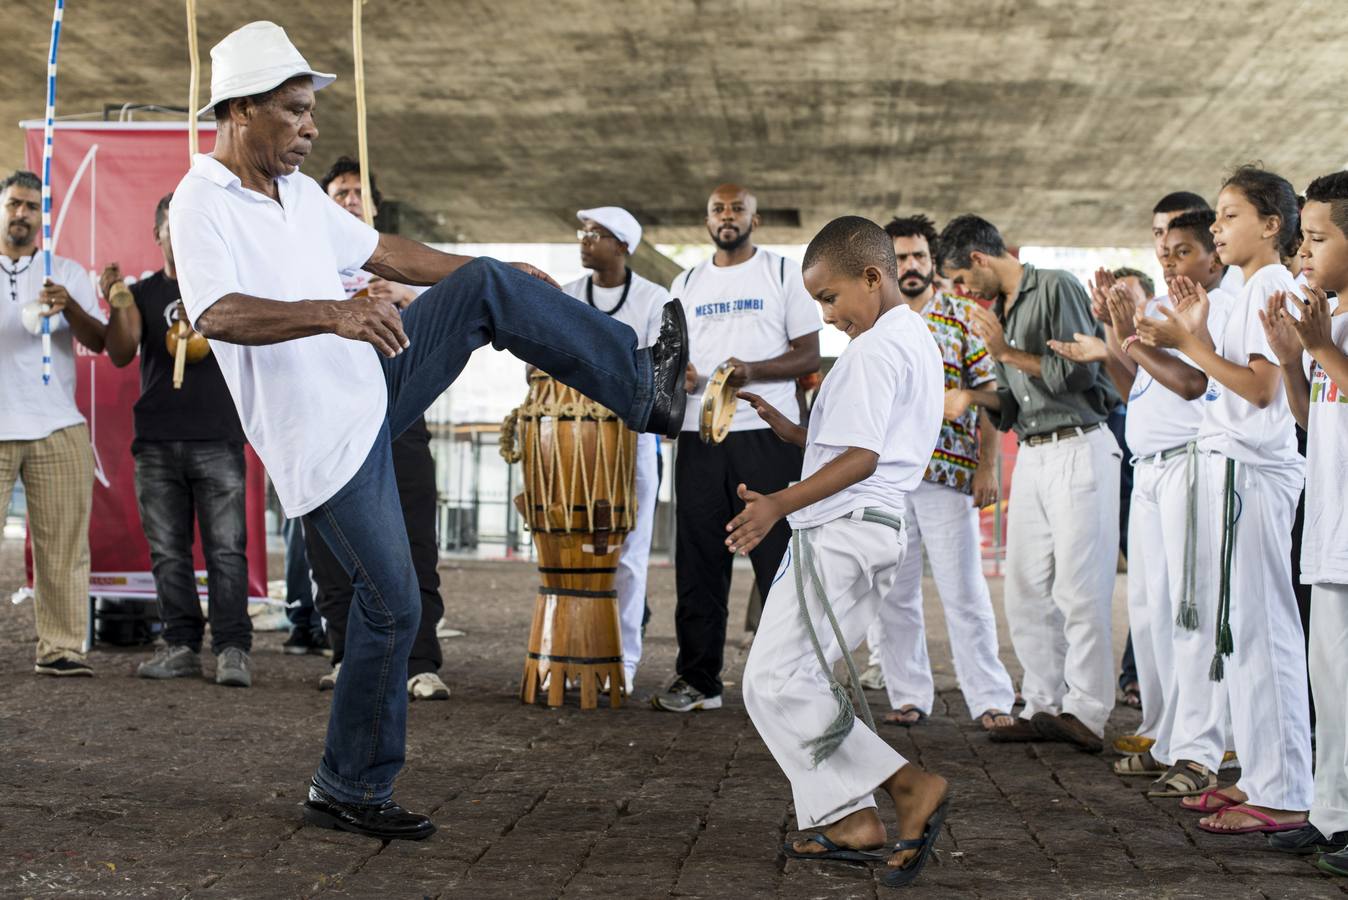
left=1301, top=311, right=1348, bottom=585
left=788, top=306, right=942, bottom=530
left=0, top=252, right=106, bottom=440
left=672, top=249, right=821, bottom=432
left=1125, top=288, right=1235, bottom=456
left=562, top=270, right=668, bottom=349
left=1196, top=264, right=1301, bottom=467
left=171, top=154, right=383, bottom=517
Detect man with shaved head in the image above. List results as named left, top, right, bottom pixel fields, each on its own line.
left=651, top=184, right=821, bottom=713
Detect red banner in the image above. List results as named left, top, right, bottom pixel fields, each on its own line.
left=21, top=121, right=269, bottom=602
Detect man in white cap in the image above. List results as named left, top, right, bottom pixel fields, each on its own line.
left=561, top=207, right=668, bottom=693
left=169, top=21, right=688, bottom=842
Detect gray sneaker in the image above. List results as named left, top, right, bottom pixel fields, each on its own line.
left=859, top=663, right=886, bottom=691
left=215, top=646, right=252, bottom=687
left=137, top=644, right=201, bottom=680
left=650, top=676, right=722, bottom=712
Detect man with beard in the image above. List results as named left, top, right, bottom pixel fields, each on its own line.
left=861, top=215, right=1016, bottom=731
left=0, top=170, right=107, bottom=676
left=940, top=214, right=1121, bottom=753
left=651, top=183, right=821, bottom=713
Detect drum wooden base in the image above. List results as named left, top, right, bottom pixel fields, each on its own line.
left=520, top=531, right=625, bottom=710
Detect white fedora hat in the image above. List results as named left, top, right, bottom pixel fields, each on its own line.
left=198, top=21, right=335, bottom=117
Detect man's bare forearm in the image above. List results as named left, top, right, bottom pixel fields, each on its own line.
left=743, top=333, right=821, bottom=382
left=196, top=293, right=337, bottom=345
left=965, top=386, right=1001, bottom=411
left=976, top=408, right=1001, bottom=467
left=104, top=304, right=142, bottom=367
left=995, top=346, right=1043, bottom=378
left=64, top=301, right=107, bottom=353
left=364, top=233, right=474, bottom=286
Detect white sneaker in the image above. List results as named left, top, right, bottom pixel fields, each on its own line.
left=859, top=663, right=886, bottom=692
left=317, top=662, right=340, bottom=692
left=408, top=671, right=451, bottom=700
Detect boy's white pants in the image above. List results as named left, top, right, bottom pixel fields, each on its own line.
left=1125, top=447, right=1193, bottom=765
left=1310, top=583, right=1348, bottom=836
left=1003, top=426, right=1121, bottom=737
left=615, top=433, right=658, bottom=685
left=744, top=510, right=910, bottom=830
left=1168, top=455, right=1311, bottom=810
left=865, top=480, right=1014, bottom=718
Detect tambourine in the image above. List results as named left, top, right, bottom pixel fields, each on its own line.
left=699, top=362, right=738, bottom=444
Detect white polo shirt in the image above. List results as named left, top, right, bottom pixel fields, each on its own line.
left=170, top=154, right=383, bottom=517
left=672, top=249, right=821, bottom=432
left=789, top=305, right=942, bottom=530
left=0, top=251, right=105, bottom=440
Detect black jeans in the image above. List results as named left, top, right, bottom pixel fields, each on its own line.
left=305, top=420, right=443, bottom=677
left=674, top=429, right=802, bottom=697
left=133, top=440, right=251, bottom=653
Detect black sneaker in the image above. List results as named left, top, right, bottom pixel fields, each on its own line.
left=644, top=300, right=689, bottom=438
left=34, top=657, right=94, bottom=677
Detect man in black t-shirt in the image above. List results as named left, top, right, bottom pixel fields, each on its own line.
left=103, top=193, right=253, bottom=687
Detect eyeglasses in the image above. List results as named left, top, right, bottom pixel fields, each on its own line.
left=577, top=229, right=622, bottom=244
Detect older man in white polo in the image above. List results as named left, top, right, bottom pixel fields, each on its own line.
left=171, top=22, right=688, bottom=841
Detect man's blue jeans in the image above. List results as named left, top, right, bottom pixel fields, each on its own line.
left=304, top=258, right=656, bottom=804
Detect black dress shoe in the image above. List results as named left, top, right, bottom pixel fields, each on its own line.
left=1267, top=823, right=1348, bottom=855
left=644, top=300, right=689, bottom=438
left=301, top=781, right=436, bottom=841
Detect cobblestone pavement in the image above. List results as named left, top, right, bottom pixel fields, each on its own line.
left=1, top=537, right=1342, bottom=899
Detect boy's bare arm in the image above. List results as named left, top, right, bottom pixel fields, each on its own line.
left=724, top=447, right=878, bottom=555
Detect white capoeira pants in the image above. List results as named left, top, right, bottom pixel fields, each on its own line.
left=744, top=510, right=911, bottom=830
left=615, top=433, right=658, bottom=684
left=1168, top=454, right=1311, bottom=810
left=865, top=480, right=1014, bottom=719
left=1311, top=583, right=1348, bottom=836
left=1003, top=426, right=1120, bottom=737
left=1125, top=446, right=1193, bottom=765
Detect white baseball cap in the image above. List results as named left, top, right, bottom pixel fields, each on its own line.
left=199, top=21, right=336, bottom=117
left=577, top=207, right=642, bottom=255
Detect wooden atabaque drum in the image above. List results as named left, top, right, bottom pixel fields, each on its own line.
left=502, top=373, right=636, bottom=708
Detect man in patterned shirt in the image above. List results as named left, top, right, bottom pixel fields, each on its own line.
left=861, top=215, right=1016, bottom=730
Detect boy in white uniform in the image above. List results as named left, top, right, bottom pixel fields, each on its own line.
left=1051, top=209, right=1235, bottom=794
left=1137, top=166, right=1311, bottom=834
left=561, top=206, right=667, bottom=692
left=1261, top=171, right=1348, bottom=865
left=732, top=216, right=948, bottom=888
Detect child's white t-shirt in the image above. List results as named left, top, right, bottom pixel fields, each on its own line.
left=787, top=305, right=942, bottom=530
left=1125, top=288, right=1235, bottom=457
left=1301, top=311, right=1348, bottom=585
left=1196, top=264, right=1301, bottom=467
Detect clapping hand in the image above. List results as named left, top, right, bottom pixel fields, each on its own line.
left=724, top=483, right=783, bottom=556
left=1047, top=332, right=1108, bottom=363
left=1106, top=285, right=1140, bottom=340
left=98, top=263, right=123, bottom=300
left=1088, top=267, right=1117, bottom=325
left=739, top=390, right=805, bottom=447
left=968, top=304, right=1008, bottom=357
left=1257, top=290, right=1304, bottom=366
left=1286, top=285, right=1336, bottom=357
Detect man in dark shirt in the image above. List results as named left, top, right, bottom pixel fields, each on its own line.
left=938, top=214, right=1121, bottom=753
left=103, top=193, right=253, bottom=687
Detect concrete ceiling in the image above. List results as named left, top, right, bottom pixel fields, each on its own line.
left=6, top=0, right=1346, bottom=248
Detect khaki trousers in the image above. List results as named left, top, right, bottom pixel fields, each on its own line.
left=0, top=423, right=93, bottom=662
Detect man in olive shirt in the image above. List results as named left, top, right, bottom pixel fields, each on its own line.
left=938, top=214, right=1121, bottom=753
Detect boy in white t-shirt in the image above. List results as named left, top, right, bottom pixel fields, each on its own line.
left=1261, top=171, right=1348, bottom=867
left=733, top=216, right=948, bottom=888
left=1137, top=166, right=1311, bottom=835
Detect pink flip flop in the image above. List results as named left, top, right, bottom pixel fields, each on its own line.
left=1197, top=805, right=1307, bottom=835
left=1180, top=789, right=1239, bottom=813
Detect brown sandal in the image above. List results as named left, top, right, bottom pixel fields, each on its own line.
left=1113, top=750, right=1164, bottom=777
left=1146, top=760, right=1217, bottom=798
